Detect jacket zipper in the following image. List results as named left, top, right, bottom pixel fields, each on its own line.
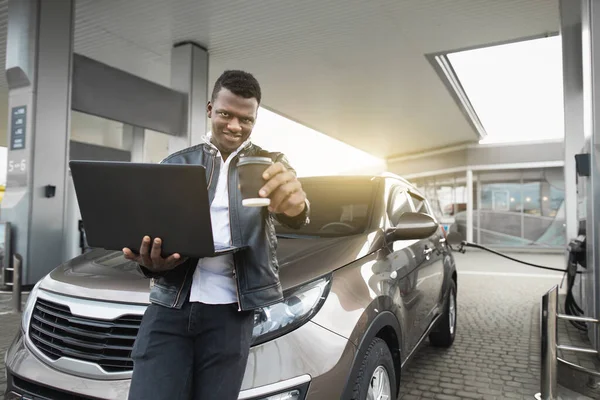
left=232, top=257, right=242, bottom=312
left=207, top=153, right=216, bottom=189
left=230, top=195, right=242, bottom=311
left=229, top=145, right=254, bottom=312
left=227, top=152, right=242, bottom=312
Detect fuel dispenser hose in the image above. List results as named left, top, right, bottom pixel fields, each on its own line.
left=453, top=238, right=588, bottom=332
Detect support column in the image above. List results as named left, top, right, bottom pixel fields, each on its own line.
left=122, top=125, right=145, bottom=163
left=476, top=174, right=481, bottom=243
left=169, top=42, right=209, bottom=153
left=466, top=169, right=474, bottom=242
left=581, top=0, right=600, bottom=351
left=2, top=0, right=74, bottom=285
left=561, top=0, right=586, bottom=243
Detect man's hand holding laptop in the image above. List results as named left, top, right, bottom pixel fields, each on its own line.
left=123, top=236, right=186, bottom=273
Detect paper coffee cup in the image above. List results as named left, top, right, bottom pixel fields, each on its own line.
left=237, top=156, right=273, bottom=207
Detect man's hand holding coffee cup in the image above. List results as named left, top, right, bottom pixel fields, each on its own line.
left=259, top=161, right=307, bottom=217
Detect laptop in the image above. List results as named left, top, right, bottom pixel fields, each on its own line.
left=69, top=160, right=246, bottom=258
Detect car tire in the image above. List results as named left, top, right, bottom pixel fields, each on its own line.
left=429, top=279, right=457, bottom=347
left=350, top=337, right=397, bottom=400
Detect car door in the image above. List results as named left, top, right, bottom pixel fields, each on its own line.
left=385, top=184, right=426, bottom=351
left=407, top=191, right=446, bottom=333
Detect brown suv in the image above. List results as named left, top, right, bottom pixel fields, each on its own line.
left=4, top=174, right=457, bottom=400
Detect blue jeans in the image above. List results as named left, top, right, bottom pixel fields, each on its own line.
left=128, top=300, right=255, bottom=400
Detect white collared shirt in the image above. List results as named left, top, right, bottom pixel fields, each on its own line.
left=189, top=136, right=250, bottom=305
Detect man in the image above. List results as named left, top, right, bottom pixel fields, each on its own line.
left=123, top=70, right=309, bottom=400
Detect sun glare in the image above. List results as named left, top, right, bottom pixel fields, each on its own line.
left=251, top=108, right=386, bottom=177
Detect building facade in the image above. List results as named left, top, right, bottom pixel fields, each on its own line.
left=387, top=140, right=567, bottom=250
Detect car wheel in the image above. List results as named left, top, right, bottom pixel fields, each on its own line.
left=351, top=337, right=396, bottom=400
left=429, top=279, right=457, bottom=347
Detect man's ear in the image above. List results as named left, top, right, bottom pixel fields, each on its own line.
left=206, top=101, right=212, bottom=118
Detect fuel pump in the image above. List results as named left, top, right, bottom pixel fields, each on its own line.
left=572, top=145, right=598, bottom=346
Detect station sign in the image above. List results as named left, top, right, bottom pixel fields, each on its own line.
left=10, top=106, right=26, bottom=150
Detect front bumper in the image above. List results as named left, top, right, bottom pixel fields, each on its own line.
left=5, top=319, right=355, bottom=400
left=5, top=368, right=310, bottom=400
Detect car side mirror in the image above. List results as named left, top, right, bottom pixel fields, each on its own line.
left=388, top=212, right=439, bottom=241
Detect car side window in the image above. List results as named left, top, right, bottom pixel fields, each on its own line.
left=388, top=187, right=413, bottom=226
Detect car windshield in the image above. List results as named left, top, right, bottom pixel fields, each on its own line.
left=275, top=177, right=378, bottom=238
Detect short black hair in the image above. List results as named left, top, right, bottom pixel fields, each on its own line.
left=211, top=70, right=262, bottom=104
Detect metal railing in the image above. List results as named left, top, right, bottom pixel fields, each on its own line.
left=535, top=285, right=600, bottom=400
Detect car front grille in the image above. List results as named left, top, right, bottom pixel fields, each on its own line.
left=28, top=297, right=142, bottom=373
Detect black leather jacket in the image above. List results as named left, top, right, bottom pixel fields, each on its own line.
left=139, top=141, right=310, bottom=311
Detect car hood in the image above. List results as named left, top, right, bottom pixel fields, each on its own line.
left=40, top=231, right=383, bottom=305
left=276, top=231, right=382, bottom=290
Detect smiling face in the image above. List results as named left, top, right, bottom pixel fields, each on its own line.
left=207, top=88, right=258, bottom=158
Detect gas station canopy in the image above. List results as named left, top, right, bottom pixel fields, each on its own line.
left=0, top=0, right=560, bottom=158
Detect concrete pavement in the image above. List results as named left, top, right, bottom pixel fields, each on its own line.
left=399, top=250, right=592, bottom=400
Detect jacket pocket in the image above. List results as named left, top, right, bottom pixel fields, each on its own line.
left=240, top=244, right=279, bottom=293
left=149, top=284, right=178, bottom=308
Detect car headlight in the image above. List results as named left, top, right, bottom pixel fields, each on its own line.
left=252, top=276, right=331, bottom=346
left=21, top=280, right=41, bottom=333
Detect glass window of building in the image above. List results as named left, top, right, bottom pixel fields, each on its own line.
left=411, top=168, right=566, bottom=248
